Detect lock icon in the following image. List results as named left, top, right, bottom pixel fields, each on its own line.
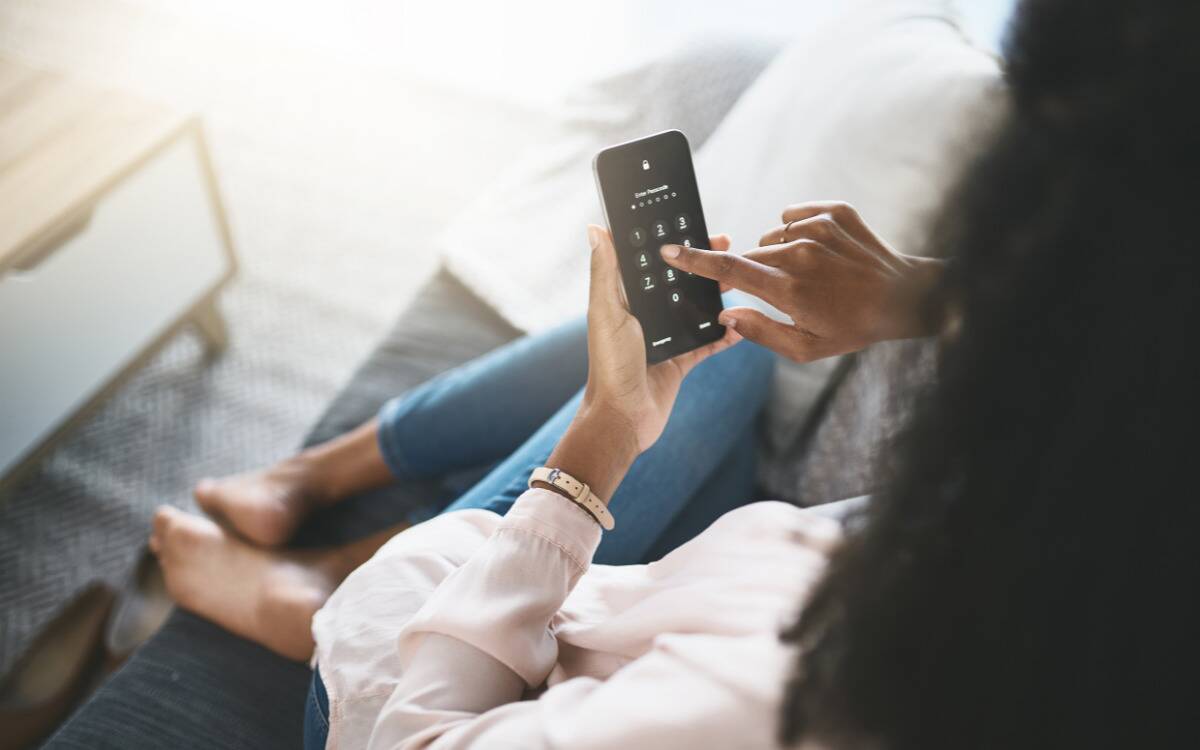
left=642, top=159, right=650, bottom=170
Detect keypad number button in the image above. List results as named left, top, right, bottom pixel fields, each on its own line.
left=629, top=227, right=647, bottom=247
left=652, top=220, right=670, bottom=240
left=679, top=237, right=695, bottom=274
left=641, top=274, right=656, bottom=292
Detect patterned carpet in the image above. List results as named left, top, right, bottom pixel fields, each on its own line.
left=0, top=0, right=545, bottom=677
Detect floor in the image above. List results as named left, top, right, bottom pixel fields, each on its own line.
left=0, top=0, right=550, bottom=677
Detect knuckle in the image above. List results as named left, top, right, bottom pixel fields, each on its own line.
left=714, top=251, right=738, bottom=277
left=827, top=201, right=857, bottom=222
left=812, top=216, right=838, bottom=239
left=785, top=240, right=816, bottom=266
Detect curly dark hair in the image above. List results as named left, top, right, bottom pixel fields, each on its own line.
left=780, top=1, right=1200, bottom=747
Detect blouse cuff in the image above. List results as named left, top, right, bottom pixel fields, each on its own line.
left=502, top=487, right=604, bottom=572
left=394, top=488, right=604, bottom=688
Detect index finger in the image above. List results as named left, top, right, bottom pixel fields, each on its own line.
left=660, top=243, right=784, bottom=299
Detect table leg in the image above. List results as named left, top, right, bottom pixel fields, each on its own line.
left=192, top=298, right=229, bottom=356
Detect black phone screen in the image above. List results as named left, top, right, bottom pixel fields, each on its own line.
left=593, top=130, right=725, bottom=363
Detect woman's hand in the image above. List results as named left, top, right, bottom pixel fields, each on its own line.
left=543, top=226, right=741, bottom=501
left=582, top=225, right=742, bottom=452
left=660, top=202, right=945, bottom=363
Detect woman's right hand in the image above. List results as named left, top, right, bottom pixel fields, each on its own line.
left=538, top=226, right=741, bottom=503
left=659, top=202, right=945, bottom=363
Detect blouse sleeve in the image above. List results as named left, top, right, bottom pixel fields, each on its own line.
left=366, top=487, right=603, bottom=749
left=369, top=629, right=792, bottom=750
left=361, top=489, right=817, bottom=750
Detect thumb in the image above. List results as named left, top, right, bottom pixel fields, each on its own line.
left=717, top=307, right=806, bottom=360
left=587, top=225, right=627, bottom=316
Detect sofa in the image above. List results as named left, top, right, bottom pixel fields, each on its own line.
left=45, top=3, right=1008, bottom=746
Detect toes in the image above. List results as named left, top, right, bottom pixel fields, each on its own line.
left=151, top=506, right=180, bottom=558
left=193, top=478, right=219, bottom=509
left=152, top=505, right=175, bottom=536
left=153, top=506, right=221, bottom=554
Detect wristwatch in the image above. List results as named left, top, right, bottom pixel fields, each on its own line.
left=528, top=466, right=615, bottom=531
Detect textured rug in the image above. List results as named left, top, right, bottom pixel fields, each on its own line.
left=0, top=0, right=545, bottom=677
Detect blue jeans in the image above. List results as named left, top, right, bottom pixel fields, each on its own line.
left=304, top=318, right=774, bottom=748
left=377, top=317, right=774, bottom=563
left=303, top=667, right=330, bottom=750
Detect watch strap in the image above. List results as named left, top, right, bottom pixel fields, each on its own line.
left=528, top=466, right=615, bottom=531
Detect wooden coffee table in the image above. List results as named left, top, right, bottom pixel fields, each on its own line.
left=0, top=57, right=237, bottom=496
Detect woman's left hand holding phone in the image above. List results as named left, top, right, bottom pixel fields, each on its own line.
left=539, top=226, right=742, bottom=503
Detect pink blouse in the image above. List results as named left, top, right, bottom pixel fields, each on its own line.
left=311, top=488, right=842, bottom=749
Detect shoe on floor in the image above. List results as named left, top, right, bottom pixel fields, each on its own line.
left=0, top=583, right=115, bottom=750
left=103, top=546, right=173, bottom=670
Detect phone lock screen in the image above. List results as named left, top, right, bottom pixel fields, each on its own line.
left=593, top=130, right=725, bottom=363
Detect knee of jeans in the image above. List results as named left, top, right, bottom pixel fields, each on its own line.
left=375, top=396, right=417, bottom=476
left=740, top=340, right=777, bottom=376
left=712, top=340, right=777, bottom=392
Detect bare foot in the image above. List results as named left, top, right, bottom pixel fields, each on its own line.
left=194, top=419, right=395, bottom=547
left=194, top=459, right=323, bottom=547
left=149, top=506, right=340, bottom=661
left=149, top=507, right=407, bottom=661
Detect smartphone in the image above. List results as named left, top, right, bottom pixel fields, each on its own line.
left=593, top=130, right=725, bottom=363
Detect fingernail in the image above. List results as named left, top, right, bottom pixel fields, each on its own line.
left=661, top=244, right=679, bottom=259
left=719, top=314, right=736, bottom=329
left=587, top=225, right=603, bottom=248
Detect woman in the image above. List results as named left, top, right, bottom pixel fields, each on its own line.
left=297, top=1, right=1190, bottom=744
left=281, top=200, right=937, bottom=747
left=147, top=231, right=776, bottom=661
left=779, top=0, right=1200, bottom=746
left=154, top=0, right=1199, bottom=746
